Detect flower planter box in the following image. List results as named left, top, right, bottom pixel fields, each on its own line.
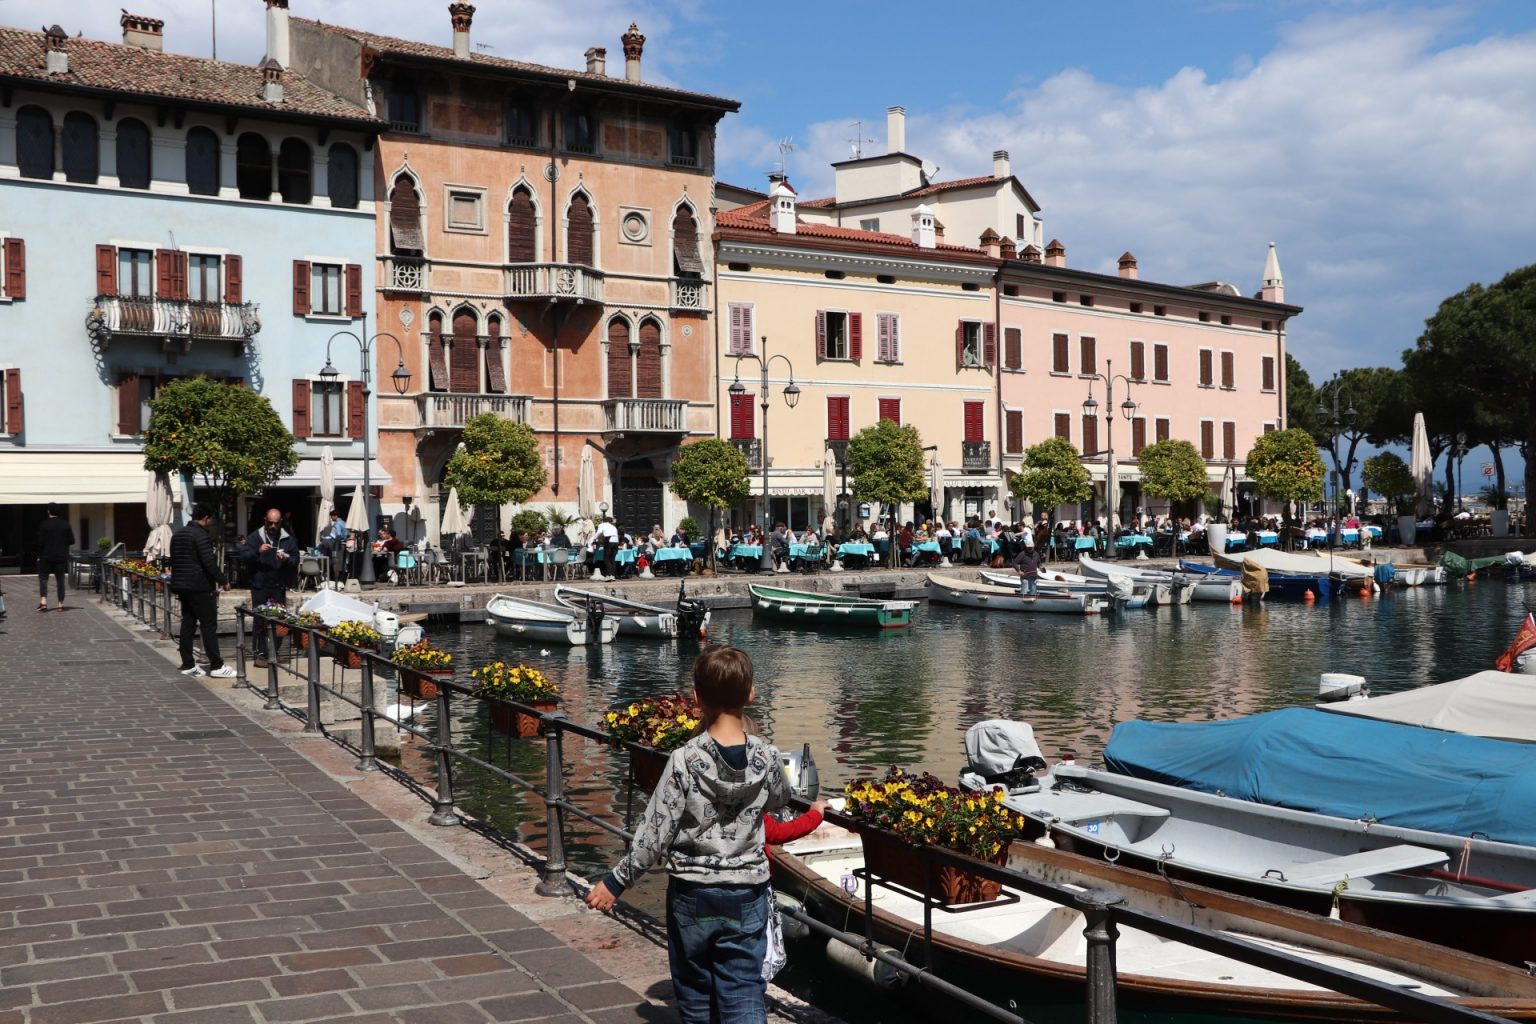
left=629, top=747, right=670, bottom=791
left=400, top=667, right=451, bottom=701
left=859, top=828, right=1003, bottom=906
left=297, top=631, right=312, bottom=651
left=489, top=699, right=557, bottom=738
left=273, top=623, right=291, bottom=639
left=333, top=646, right=375, bottom=670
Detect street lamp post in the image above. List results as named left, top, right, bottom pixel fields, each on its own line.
left=321, top=314, right=412, bottom=587
left=728, top=336, right=800, bottom=573
left=1454, top=432, right=1468, bottom=513
left=1082, top=359, right=1140, bottom=561
left=1316, top=381, right=1357, bottom=570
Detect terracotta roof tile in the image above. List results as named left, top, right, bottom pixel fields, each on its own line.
left=902, top=174, right=1004, bottom=197
left=0, top=26, right=376, bottom=124
left=717, top=203, right=986, bottom=255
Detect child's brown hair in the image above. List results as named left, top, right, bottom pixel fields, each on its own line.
left=692, top=645, right=754, bottom=712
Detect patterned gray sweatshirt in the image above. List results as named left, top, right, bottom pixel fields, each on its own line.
left=603, top=733, right=790, bottom=895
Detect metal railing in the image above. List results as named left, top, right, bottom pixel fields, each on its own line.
left=962, top=440, right=992, bottom=470
left=102, top=562, right=178, bottom=641
left=88, top=295, right=260, bottom=349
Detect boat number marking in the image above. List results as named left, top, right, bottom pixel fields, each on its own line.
left=1082, top=819, right=1101, bottom=835
left=840, top=872, right=858, bottom=894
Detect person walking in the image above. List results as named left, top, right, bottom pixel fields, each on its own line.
left=170, top=503, right=235, bottom=677
left=239, top=508, right=298, bottom=665
left=35, top=502, right=75, bottom=611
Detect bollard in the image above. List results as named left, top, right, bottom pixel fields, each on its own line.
left=356, top=656, right=380, bottom=772
left=535, top=715, right=570, bottom=896
left=427, top=686, right=459, bottom=826
left=263, top=629, right=282, bottom=710
left=1076, top=887, right=1125, bottom=1024
left=304, top=630, right=322, bottom=733
left=234, top=608, right=248, bottom=680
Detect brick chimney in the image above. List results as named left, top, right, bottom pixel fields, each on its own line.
left=260, top=58, right=284, bottom=103
left=979, top=228, right=1001, bottom=258
left=1020, top=244, right=1042, bottom=264
left=264, top=0, right=290, bottom=69
left=585, top=46, right=607, bottom=75
left=449, top=3, right=475, bottom=59
left=44, top=25, right=68, bottom=75
left=887, top=106, right=906, bottom=154
left=1118, top=251, right=1138, bottom=280
left=999, top=236, right=1017, bottom=260
left=1044, top=239, right=1066, bottom=268
left=621, top=23, right=645, bottom=82
left=769, top=180, right=797, bottom=234
left=121, top=11, right=165, bottom=51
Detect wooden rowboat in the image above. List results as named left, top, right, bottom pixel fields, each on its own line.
left=926, top=574, right=1103, bottom=615
left=747, top=583, right=916, bottom=629
left=485, top=592, right=619, bottom=645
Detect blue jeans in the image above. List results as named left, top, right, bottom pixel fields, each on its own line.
left=1018, top=574, right=1037, bottom=596
left=666, top=880, right=770, bottom=1024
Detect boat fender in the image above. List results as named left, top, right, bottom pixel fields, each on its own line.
left=1303, top=589, right=1316, bottom=602
left=824, top=934, right=907, bottom=989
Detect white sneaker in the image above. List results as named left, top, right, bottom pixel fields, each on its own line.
left=179, top=665, right=207, bottom=676
left=208, top=666, right=237, bottom=678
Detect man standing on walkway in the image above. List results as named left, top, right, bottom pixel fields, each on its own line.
left=239, top=508, right=298, bottom=665
left=35, top=502, right=75, bottom=612
left=592, top=516, right=619, bottom=581
left=1013, top=541, right=1042, bottom=597
left=170, top=503, right=235, bottom=677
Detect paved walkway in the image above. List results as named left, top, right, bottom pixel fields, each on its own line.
left=0, top=594, right=767, bottom=1024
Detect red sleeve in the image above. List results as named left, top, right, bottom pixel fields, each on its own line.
left=763, top=808, right=823, bottom=845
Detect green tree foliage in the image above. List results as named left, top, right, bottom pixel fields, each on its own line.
left=1244, top=428, right=1324, bottom=533
left=1312, top=367, right=1410, bottom=490
left=1137, top=439, right=1210, bottom=505
left=441, top=414, right=547, bottom=509
left=1361, top=452, right=1415, bottom=514
left=143, top=376, right=299, bottom=522
left=511, top=509, right=547, bottom=536
left=847, top=419, right=928, bottom=510
left=1285, top=354, right=1318, bottom=438
left=669, top=438, right=750, bottom=512
left=1010, top=436, right=1093, bottom=513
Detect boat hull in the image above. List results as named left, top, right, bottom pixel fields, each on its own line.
left=927, top=576, right=1098, bottom=614
left=748, top=584, right=916, bottom=629
left=485, top=593, right=620, bottom=645
left=1179, top=560, right=1333, bottom=601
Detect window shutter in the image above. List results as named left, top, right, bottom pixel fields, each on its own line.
left=1262, top=356, right=1275, bottom=391
left=1082, top=413, right=1098, bottom=456
left=345, top=264, right=363, bottom=318
left=1080, top=336, right=1096, bottom=376
left=955, top=321, right=966, bottom=370
left=117, top=373, right=140, bottom=435
left=1156, top=417, right=1169, bottom=443
left=292, top=379, right=311, bottom=438
left=827, top=396, right=850, bottom=440
left=223, top=254, right=242, bottom=304
left=3, top=238, right=24, bottom=299
left=982, top=323, right=997, bottom=367
left=815, top=310, right=827, bottom=360
left=963, top=401, right=984, bottom=443
left=876, top=314, right=892, bottom=362
left=607, top=319, right=632, bottom=399
left=878, top=398, right=900, bottom=425
left=450, top=310, right=480, bottom=393
left=156, top=249, right=176, bottom=299
left=1130, top=341, right=1145, bottom=380
left=508, top=189, right=537, bottom=263
left=4, top=369, right=21, bottom=434
left=1223, top=421, right=1236, bottom=460
left=1132, top=418, right=1146, bottom=455
left=292, top=260, right=311, bottom=315
left=636, top=320, right=663, bottom=399
left=175, top=252, right=190, bottom=300
left=1054, top=412, right=1071, bottom=441
left=567, top=194, right=594, bottom=266
left=1154, top=344, right=1169, bottom=382
left=1052, top=333, right=1068, bottom=373
left=1200, top=350, right=1213, bottom=386
left=1004, top=327, right=1021, bottom=370
left=730, top=393, right=754, bottom=439
left=389, top=177, right=424, bottom=254
left=348, top=380, right=365, bottom=439
left=671, top=206, right=704, bottom=277
left=728, top=303, right=752, bottom=355
left=1264, top=421, right=1277, bottom=434
left=96, top=244, right=117, bottom=296
left=1005, top=409, right=1023, bottom=453
left=848, top=312, right=863, bottom=362
left=1200, top=421, right=1214, bottom=459
left=485, top=320, right=507, bottom=393
left=1221, top=351, right=1234, bottom=389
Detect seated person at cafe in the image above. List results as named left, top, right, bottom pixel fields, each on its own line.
left=372, top=525, right=405, bottom=578
left=549, top=522, right=571, bottom=549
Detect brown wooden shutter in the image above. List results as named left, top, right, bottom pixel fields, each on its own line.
left=671, top=206, right=704, bottom=276
left=3, top=238, right=24, bottom=299
left=1005, top=409, right=1023, bottom=453
left=1132, top=418, right=1147, bottom=455
left=955, top=321, right=966, bottom=369
left=292, top=260, right=311, bottom=315
left=176, top=252, right=190, bottom=299
left=982, top=323, right=997, bottom=367
left=223, top=254, right=242, bottom=304
left=1130, top=341, right=1145, bottom=380
left=1054, top=412, right=1071, bottom=441
left=1262, top=356, right=1275, bottom=391
left=156, top=249, right=176, bottom=298
left=1221, top=351, right=1234, bottom=389
left=4, top=369, right=21, bottom=434
left=1264, top=421, right=1277, bottom=434
left=567, top=194, right=594, bottom=266
left=1004, top=327, right=1021, bottom=370
left=1082, top=413, right=1098, bottom=456
left=1156, top=417, right=1169, bottom=443
left=1080, top=336, right=1096, bottom=376
left=1154, top=344, right=1169, bottom=382
left=1053, top=333, right=1068, bottom=373
left=427, top=315, right=449, bottom=390
left=292, top=379, right=311, bottom=438
left=1200, top=349, right=1213, bottom=386
left=347, top=380, right=365, bottom=439
left=636, top=320, right=662, bottom=399
left=117, top=373, right=140, bottom=435
left=389, top=177, right=424, bottom=253
left=485, top=318, right=507, bottom=392
left=814, top=310, right=828, bottom=360
left=96, top=244, right=118, bottom=296
left=508, top=188, right=537, bottom=263
left=1200, top=421, right=1214, bottom=458
left=607, top=319, right=631, bottom=399
left=878, top=398, right=900, bottom=425
left=345, top=263, right=363, bottom=318
left=848, top=312, right=863, bottom=362
left=450, top=310, right=480, bottom=393
left=1223, top=421, right=1236, bottom=460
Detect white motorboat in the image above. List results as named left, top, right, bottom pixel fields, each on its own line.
left=1216, top=546, right=1374, bottom=581
left=1316, top=552, right=1438, bottom=586
left=553, top=584, right=710, bottom=639
left=485, top=592, right=619, bottom=645
left=1076, top=554, right=1215, bottom=604
left=1318, top=669, right=1536, bottom=742
left=926, top=574, right=1103, bottom=615
left=979, top=569, right=1151, bottom=609
left=297, top=588, right=377, bottom=627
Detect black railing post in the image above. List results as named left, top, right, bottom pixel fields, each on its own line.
left=427, top=686, right=458, bottom=826
left=356, top=655, right=380, bottom=773
left=304, top=631, right=322, bottom=733
left=1077, top=887, right=1124, bottom=1024
left=234, top=607, right=247, bottom=679
left=535, top=714, right=569, bottom=896
left=146, top=581, right=159, bottom=632
left=161, top=582, right=174, bottom=641
left=263, top=627, right=281, bottom=710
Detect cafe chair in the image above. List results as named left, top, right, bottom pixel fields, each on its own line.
left=298, top=554, right=327, bottom=592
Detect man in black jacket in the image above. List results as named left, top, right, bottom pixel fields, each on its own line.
left=239, top=507, right=299, bottom=664
left=35, top=502, right=75, bottom=611
left=170, top=503, right=234, bottom=677
left=1012, top=542, right=1042, bottom=597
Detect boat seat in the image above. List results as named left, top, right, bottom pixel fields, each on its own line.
left=1281, top=845, right=1448, bottom=886
left=1483, top=888, right=1536, bottom=907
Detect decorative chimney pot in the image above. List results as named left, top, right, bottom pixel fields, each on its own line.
left=1044, top=239, right=1066, bottom=268
left=44, top=25, right=68, bottom=75
left=622, top=23, right=646, bottom=82
left=1118, top=251, right=1138, bottom=280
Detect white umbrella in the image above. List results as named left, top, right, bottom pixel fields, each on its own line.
left=345, top=482, right=369, bottom=533
left=1411, top=412, right=1433, bottom=516
left=578, top=446, right=596, bottom=519
left=823, top=447, right=837, bottom=523
left=1221, top=464, right=1238, bottom=520
left=440, top=486, right=467, bottom=541
left=143, top=471, right=174, bottom=561
left=316, top=446, right=336, bottom=546
left=929, top=454, right=944, bottom=524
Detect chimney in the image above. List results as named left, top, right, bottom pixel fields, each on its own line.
left=265, top=0, right=291, bottom=69
left=120, top=11, right=165, bottom=51
left=992, top=149, right=1010, bottom=178
left=887, top=106, right=906, bottom=154
left=769, top=180, right=797, bottom=234
left=44, top=25, right=68, bottom=75
left=621, top=23, right=645, bottom=82
left=585, top=46, right=607, bottom=75
left=999, top=236, right=1017, bottom=260
left=1020, top=244, right=1042, bottom=264
left=260, top=58, right=284, bottom=103
left=979, top=228, right=1001, bottom=259
left=1261, top=241, right=1284, bottom=303
left=1044, top=239, right=1066, bottom=268
left=911, top=204, right=936, bottom=249
left=1118, top=251, right=1138, bottom=280
left=449, top=3, right=475, bottom=59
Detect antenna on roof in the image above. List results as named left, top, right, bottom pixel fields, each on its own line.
left=776, top=137, right=795, bottom=179
left=210, top=0, right=217, bottom=60
left=475, top=42, right=494, bottom=51
left=847, top=120, right=876, bottom=160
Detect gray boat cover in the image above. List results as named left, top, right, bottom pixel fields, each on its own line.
left=1320, top=670, right=1536, bottom=743
left=966, top=720, right=1046, bottom=777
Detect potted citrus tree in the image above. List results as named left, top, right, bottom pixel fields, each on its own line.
left=327, top=619, right=381, bottom=669
left=392, top=640, right=453, bottom=700
left=472, top=661, right=558, bottom=737
left=604, top=693, right=702, bottom=790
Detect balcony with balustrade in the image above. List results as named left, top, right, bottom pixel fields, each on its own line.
left=731, top=438, right=763, bottom=469
left=602, top=399, right=688, bottom=436
left=962, top=440, right=993, bottom=471
left=87, top=296, right=260, bottom=353
left=505, top=263, right=604, bottom=304
left=381, top=256, right=427, bottom=293
left=670, top=278, right=709, bottom=312
left=415, top=393, right=532, bottom=430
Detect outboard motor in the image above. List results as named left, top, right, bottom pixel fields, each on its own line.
left=780, top=742, right=821, bottom=801
left=674, top=582, right=709, bottom=639
left=584, top=598, right=606, bottom=644
left=962, top=720, right=1047, bottom=794
left=1105, top=575, right=1134, bottom=603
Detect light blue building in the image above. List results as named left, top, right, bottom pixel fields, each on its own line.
left=0, top=16, right=382, bottom=565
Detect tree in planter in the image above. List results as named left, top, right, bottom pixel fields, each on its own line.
left=669, top=439, right=750, bottom=567
left=1138, top=439, right=1210, bottom=520
left=441, top=414, right=547, bottom=519
left=1010, top=437, right=1092, bottom=518
left=510, top=509, right=548, bottom=538
left=1244, top=428, right=1324, bottom=541
left=847, top=420, right=928, bottom=520
left=1362, top=452, right=1415, bottom=515
left=143, top=376, right=299, bottom=537
left=543, top=506, right=576, bottom=530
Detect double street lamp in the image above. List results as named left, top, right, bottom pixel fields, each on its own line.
left=1081, top=359, right=1139, bottom=560
left=728, top=336, right=800, bottom=573
left=321, top=316, right=412, bottom=586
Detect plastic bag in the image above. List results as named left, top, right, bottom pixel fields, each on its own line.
left=761, top=891, right=787, bottom=981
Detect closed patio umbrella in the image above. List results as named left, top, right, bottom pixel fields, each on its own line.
left=823, top=448, right=837, bottom=524
left=1411, top=412, right=1433, bottom=516
left=316, top=446, right=336, bottom=546
left=578, top=446, right=596, bottom=519
left=345, top=482, right=369, bottom=533
left=440, top=486, right=467, bottom=541
left=929, top=455, right=943, bottom=524
left=143, top=471, right=174, bottom=561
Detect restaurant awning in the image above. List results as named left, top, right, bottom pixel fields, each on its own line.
left=284, top=457, right=392, bottom=487
left=0, top=450, right=150, bottom=504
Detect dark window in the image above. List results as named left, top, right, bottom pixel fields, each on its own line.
left=958, top=321, right=983, bottom=368
left=1003, top=284, right=1019, bottom=296
left=1153, top=304, right=1166, bottom=317
left=878, top=274, right=897, bottom=285
left=277, top=138, right=312, bottom=204
left=185, top=127, right=220, bottom=196
left=388, top=80, right=421, bottom=133
left=637, top=319, right=663, bottom=399
left=311, top=263, right=343, bottom=315
left=1129, top=301, right=1142, bottom=314
left=389, top=176, right=424, bottom=254
left=327, top=143, right=359, bottom=209
left=818, top=310, right=850, bottom=360
left=508, top=187, right=537, bottom=262
left=187, top=254, right=221, bottom=303
left=310, top=380, right=345, bottom=438
left=564, top=107, right=596, bottom=153
left=115, top=118, right=151, bottom=189
left=727, top=262, right=751, bottom=272
left=669, top=118, right=699, bottom=167
left=1079, top=294, right=1094, bottom=307
left=1220, top=314, right=1232, bottom=326
left=505, top=97, right=538, bottom=147
left=1262, top=320, right=1275, bottom=332
left=60, top=112, right=99, bottom=184
left=235, top=133, right=271, bottom=200
left=824, top=270, right=845, bottom=280
left=1052, top=291, right=1066, bottom=303
left=16, top=106, right=53, bottom=180
left=1199, top=311, right=1211, bottom=323
left=566, top=193, right=594, bottom=266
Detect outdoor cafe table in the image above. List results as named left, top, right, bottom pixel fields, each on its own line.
left=652, top=547, right=692, bottom=575
left=1226, top=535, right=1249, bottom=551
left=1256, top=531, right=1280, bottom=546
left=912, top=541, right=943, bottom=555
left=837, top=542, right=874, bottom=566
left=1115, top=534, right=1153, bottom=549
left=727, top=543, right=763, bottom=570
left=1074, top=536, right=1097, bottom=551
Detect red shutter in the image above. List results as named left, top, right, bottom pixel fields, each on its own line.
left=878, top=398, right=900, bottom=425
left=293, top=260, right=311, bottom=315
left=156, top=249, right=175, bottom=298
left=1054, top=412, right=1071, bottom=441
left=96, top=244, right=118, bottom=296
left=1262, top=356, right=1275, bottom=391
left=223, top=254, right=242, bottom=304
left=3, top=238, right=24, bottom=299
left=1130, top=341, right=1145, bottom=380
left=955, top=321, right=965, bottom=369
left=730, top=393, right=755, bottom=439
left=636, top=320, right=662, bottom=399
left=849, top=312, right=863, bottom=362
left=292, top=379, right=311, bottom=438
left=1221, top=351, right=1234, bottom=389
left=348, top=380, right=365, bottom=439
left=117, top=373, right=140, bottom=435
left=1004, top=327, right=1021, bottom=370
left=963, top=401, right=984, bottom=443
left=1200, top=421, right=1214, bottom=458
left=607, top=319, right=632, bottom=399
left=3, top=369, right=21, bottom=434
left=982, top=323, right=997, bottom=368
left=1082, top=414, right=1098, bottom=456
left=345, top=263, right=363, bottom=318
left=1080, top=336, right=1096, bottom=376
left=815, top=310, right=827, bottom=360
left=1200, top=349, right=1213, bottom=386
left=1154, top=344, right=1169, bottom=382
left=1052, top=333, right=1068, bottom=373
left=827, top=396, right=850, bottom=440
left=451, top=310, right=480, bottom=393
left=1005, top=409, right=1023, bottom=454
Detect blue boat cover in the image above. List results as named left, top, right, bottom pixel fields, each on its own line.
left=1103, top=708, right=1536, bottom=846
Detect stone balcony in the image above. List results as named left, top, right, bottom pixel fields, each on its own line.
left=602, top=398, right=688, bottom=435
left=381, top=256, right=426, bottom=293
left=962, top=440, right=993, bottom=471
left=415, top=393, right=532, bottom=429
left=505, top=263, right=604, bottom=304
left=87, top=296, right=260, bottom=352
left=670, top=278, right=709, bottom=312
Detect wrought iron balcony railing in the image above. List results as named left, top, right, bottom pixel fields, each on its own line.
left=731, top=438, right=763, bottom=469
left=87, top=296, right=260, bottom=351
left=962, top=440, right=993, bottom=471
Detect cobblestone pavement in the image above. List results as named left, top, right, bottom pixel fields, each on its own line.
left=0, top=593, right=766, bottom=1024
